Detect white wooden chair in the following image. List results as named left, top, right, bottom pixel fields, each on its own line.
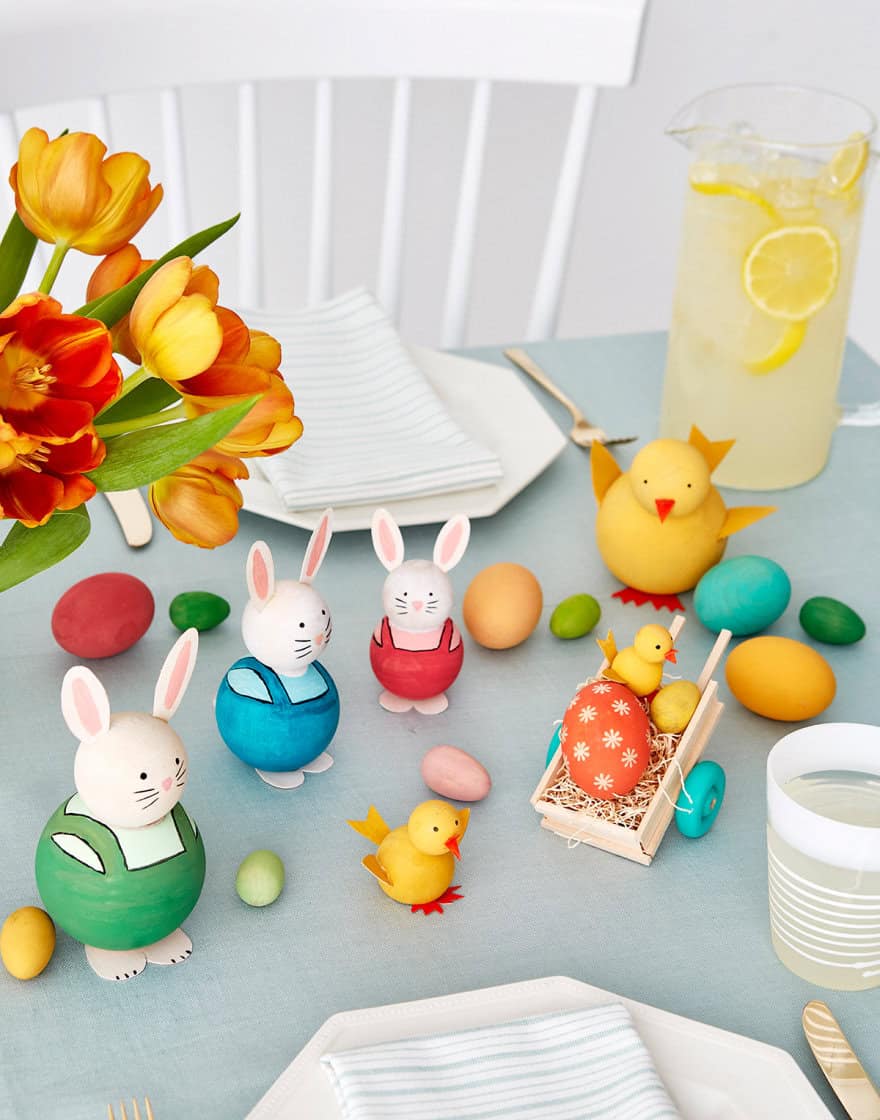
left=0, top=0, right=646, bottom=344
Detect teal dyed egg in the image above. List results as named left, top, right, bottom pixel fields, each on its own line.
left=694, top=556, right=790, bottom=636
left=800, top=596, right=865, bottom=645
left=549, top=594, right=601, bottom=639
left=236, top=850, right=285, bottom=907
left=169, top=591, right=230, bottom=632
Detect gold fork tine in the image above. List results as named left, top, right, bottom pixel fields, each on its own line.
left=132, top=1102, right=141, bottom=1120
left=145, top=1098, right=154, bottom=1120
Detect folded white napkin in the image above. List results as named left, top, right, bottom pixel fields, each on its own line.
left=321, top=1003, right=681, bottom=1120
left=245, top=289, right=503, bottom=510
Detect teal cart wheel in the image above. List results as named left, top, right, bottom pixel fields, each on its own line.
left=675, top=760, right=725, bottom=838
left=545, top=726, right=562, bottom=768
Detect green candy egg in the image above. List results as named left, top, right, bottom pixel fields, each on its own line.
left=236, top=850, right=285, bottom=907
left=799, top=596, right=865, bottom=645
left=550, top=594, right=601, bottom=640
left=169, top=591, right=230, bottom=632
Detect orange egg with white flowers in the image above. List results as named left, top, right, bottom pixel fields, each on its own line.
left=560, top=680, right=651, bottom=799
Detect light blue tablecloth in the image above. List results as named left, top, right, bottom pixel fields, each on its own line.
left=1, top=332, right=877, bottom=1120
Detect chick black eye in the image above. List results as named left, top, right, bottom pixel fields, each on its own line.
left=655, top=644, right=661, bottom=650
left=643, top=479, right=648, bottom=484
left=455, top=819, right=459, bottom=826
left=299, top=621, right=305, bottom=628
left=433, top=826, right=439, bottom=832
left=140, top=771, right=148, bottom=781
left=687, top=482, right=692, bottom=488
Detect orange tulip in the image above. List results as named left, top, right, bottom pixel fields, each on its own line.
left=10, top=128, right=163, bottom=255
left=87, top=244, right=155, bottom=363
left=129, top=257, right=223, bottom=383
left=148, top=450, right=248, bottom=548
left=0, top=428, right=105, bottom=526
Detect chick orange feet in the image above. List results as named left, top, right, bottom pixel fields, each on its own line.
left=411, top=886, right=463, bottom=916
left=613, top=587, right=685, bottom=613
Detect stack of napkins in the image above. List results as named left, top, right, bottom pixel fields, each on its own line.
left=246, top=289, right=503, bottom=511
left=321, top=1003, right=681, bottom=1119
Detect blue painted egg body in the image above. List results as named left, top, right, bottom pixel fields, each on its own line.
left=694, top=556, right=790, bottom=637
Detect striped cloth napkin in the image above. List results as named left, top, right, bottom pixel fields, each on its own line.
left=246, top=289, right=503, bottom=510
left=321, top=1004, right=681, bottom=1120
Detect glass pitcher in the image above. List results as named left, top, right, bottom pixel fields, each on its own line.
left=660, top=84, right=876, bottom=489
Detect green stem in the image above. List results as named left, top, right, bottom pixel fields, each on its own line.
left=114, top=366, right=151, bottom=401
left=96, top=402, right=186, bottom=438
left=38, top=243, right=69, bottom=294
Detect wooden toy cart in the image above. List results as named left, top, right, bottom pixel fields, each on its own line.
left=530, top=616, right=731, bottom=865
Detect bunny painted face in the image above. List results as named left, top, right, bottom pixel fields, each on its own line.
left=61, top=629, right=199, bottom=830
left=241, top=511, right=334, bottom=677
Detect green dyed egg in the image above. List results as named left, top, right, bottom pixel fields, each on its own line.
left=550, top=594, right=601, bottom=639
left=236, top=850, right=285, bottom=908
left=169, top=591, right=230, bottom=632
left=799, top=596, right=865, bottom=645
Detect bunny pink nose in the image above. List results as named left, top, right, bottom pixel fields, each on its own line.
left=314, top=633, right=324, bottom=645
left=412, top=600, right=424, bottom=611
left=162, top=777, right=173, bottom=791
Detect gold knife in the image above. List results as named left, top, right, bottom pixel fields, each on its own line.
left=803, top=1000, right=880, bottom=1120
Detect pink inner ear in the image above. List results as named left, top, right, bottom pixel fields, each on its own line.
left=440, top=522, right=463, bottom=567
left=74, top=677, right=102, bottom=738
left=252, top=550, right=269, bottom=600
left=305, top=518, right=328, bottom=579
left=164, top=644, right=191, bottom=712
left=379, top=521, right=396, bottom=564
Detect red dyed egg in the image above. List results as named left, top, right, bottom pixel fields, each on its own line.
left=52, top=573, right=155, bottom=658
left=560, top=680, right=651, bottom=800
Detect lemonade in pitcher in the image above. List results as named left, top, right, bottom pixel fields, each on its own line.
left=661, top=85, right=875, bottom=489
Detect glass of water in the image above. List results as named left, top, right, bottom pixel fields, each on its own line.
left=767, top=723, right=880, bottom=990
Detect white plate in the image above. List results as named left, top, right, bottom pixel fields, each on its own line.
left=246, top=976, right=832, bottom=1119
left=239, top=346, right=567, bottom=531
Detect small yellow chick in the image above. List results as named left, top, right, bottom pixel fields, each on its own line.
left=597, top=624, right=677, bottom=696
left=347, top=800, right=470, bottom=914
left=591, top=427, right=775, bottom=607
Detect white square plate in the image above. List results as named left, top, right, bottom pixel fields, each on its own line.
left=239, top=347, right=567, bottom=531
left=246, top=976, right=832, bottom=1119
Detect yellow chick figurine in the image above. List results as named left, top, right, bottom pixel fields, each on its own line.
left=597, top=625, right=677, bottom=696
left=591, top=427, right=775, bottom=609
left=348, top=800, right=469, bottom=915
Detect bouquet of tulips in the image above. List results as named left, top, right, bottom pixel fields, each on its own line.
left=0, top=127, right=303, bottom=591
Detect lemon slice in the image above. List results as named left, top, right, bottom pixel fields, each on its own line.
left=743, top=225, right=839, bottom=320
left=820, top=131, right=869, bottom=194
left=690, top=176, right=780, bottom=221
left=745, top=319, right=807, bottom=374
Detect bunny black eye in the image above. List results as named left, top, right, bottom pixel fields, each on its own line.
left=322, top=609, right=326, bottom=615
left=175, top=757, right=180, bottom=766
left=140, top=771, right=148, bottom=781
left=433, top=826, right=439, bottom=832
left=403, top=591, right=408, bottom=597
left=299, top=622, right=305, bottom=628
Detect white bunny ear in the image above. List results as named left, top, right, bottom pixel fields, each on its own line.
left=153, top=628, right=199, bottom=722
left=300, top=508, right=333, bottom=584
left=434, top=514, right=470, bottom=572
left=247, top=540, right=275, bottom=608
left=371, top=507, right=405, bottom=572
left=61, top=666, right=111, bottom=742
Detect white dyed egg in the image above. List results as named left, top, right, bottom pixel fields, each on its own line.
left=560, top=680, right=651, bottom=800
left=421, top=745, right=491, bottom=802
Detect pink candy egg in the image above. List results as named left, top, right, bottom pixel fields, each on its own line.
left=421, top=745, right=491, bottom=802
left=560, top=680, right=651, bottom=800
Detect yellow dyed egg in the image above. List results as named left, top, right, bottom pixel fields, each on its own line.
left=725, top=636, right=836, bottom=721
left=1, top=906, right=56, bottom=980
left=651, top=680, right=701, bottom=734
left=463, top=563, right=543, bottom=650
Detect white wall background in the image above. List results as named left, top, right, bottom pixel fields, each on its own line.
left=6, top=0, right=880, bottom=360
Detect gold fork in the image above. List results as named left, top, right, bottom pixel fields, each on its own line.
left=504, top=347, right=637, bottom=449
left=107, top=1100, right=154, bottom=1120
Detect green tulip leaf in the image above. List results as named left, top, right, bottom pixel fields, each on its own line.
left=88, top=394, right=258, bottom=491
left=75, top=212, right=240, bottom=327
left=0, top=212, right=38, bottom=312
left=0, top=505, right=90, bottom=592
left=96, top=378, right=181, bottom=425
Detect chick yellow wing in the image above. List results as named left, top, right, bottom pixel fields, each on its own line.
left=596, top=630, right=618, bottom=665
left=718, top=505, right=776, bottom=539
left=362, top=854, right=393, bottom=886
left=347, top=806, right=390, bottom=845
left=591, top=442, right=622, bottom=503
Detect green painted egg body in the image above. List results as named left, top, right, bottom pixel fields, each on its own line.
left=799, top=597, right=865, bottom=645
left=170, top=591, right=230, bottom=632
left=694, top=556, right=790, bottom=636
left=549, top=594, right=601, bottom=639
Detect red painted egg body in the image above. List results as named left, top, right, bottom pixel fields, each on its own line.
left=560, top=679, right=651, bottom=799
left=52, top=573, right=155, bottom=658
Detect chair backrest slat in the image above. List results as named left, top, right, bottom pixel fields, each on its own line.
left=237, top=81, right=261, bottom=308
left=526, top=84, right=598, bottom=341
left=307, top=77, right=333, bottom=306
left=441, top=78, right=491, bottom=349
left=159, top=87, right=190, bottom=246
left=376, top=77, right=411, bottom=321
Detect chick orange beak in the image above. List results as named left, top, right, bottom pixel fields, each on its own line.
left=445, top=834, right=462, bottom=860
left=655, top=498, right=675, bottom=522
left=665, top=648, right=678, bottom=664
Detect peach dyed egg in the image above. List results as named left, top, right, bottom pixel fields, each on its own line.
left=462, top=563, right=543, bottom=650
left=725, top=636, right=836, bottom=721
left=561, top=680, right=651, bottom=800
left=421, top=745, right=491, bottom=802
